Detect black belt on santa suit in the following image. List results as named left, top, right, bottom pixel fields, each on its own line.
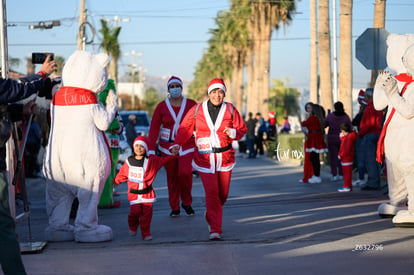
left=212, top=144, right=232, bottom=153
left=130, top=185, right=153, bottom=195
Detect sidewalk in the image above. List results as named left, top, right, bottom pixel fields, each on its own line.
left=9, top=155, right=414, bottom=275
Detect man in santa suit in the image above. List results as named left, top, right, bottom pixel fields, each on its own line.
left=171, top=78, right=247, bottom=240
left=147, top=76, right=197, bottom=217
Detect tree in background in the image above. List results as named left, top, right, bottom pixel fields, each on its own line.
left=268, top=79, right=300, bottom=126
left=99, top=19, right=121, bottom=84
left=143, top=87, right=162, bottom=117
left=118, top=94, right=141, bottom=111
left=188, top=0, right=295, bottom=117
left=318, top=0, right=333, bottom=112
left=53, top=55, right=65, bottom=76
left=338, top=0, right=353, bottom=118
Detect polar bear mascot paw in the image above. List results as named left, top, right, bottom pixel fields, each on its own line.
left=378, top=203, right=408, bottom=218
left=392, top=210, right=414, bottom=227
left=75, top=225, right=113, bottom=243
left=376, top=71, right=399, bottom=95
left=45, top=224, right=75, bottom=242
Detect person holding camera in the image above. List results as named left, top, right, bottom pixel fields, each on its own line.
left=0, top=55, right=56, bottom=275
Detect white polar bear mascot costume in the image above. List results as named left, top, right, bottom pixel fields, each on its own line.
left=374, top=34, right=414, bottom=226
left=43, top=51, right=117, bottom=242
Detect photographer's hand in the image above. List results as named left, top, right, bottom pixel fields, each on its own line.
left=39, top=55, right=57, bottom=76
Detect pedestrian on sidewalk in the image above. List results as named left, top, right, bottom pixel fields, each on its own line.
left=171, top=78, right=247, bottom=240
left=299, top=103, right=327, bottom=184
left=299, top=102, right=314, bottom=183
left=324, top=101, right=352, bottom=182
left=337, top=123, right=357, bottom=192
left=245, top=112, right=257, bottom=158
left=359, top=88, right=383, bottom=190
left=351, top=89, right=368, bottom=186
left=114, top=136, right=177, bottom=241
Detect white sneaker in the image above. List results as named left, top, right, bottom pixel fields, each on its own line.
left=352, top=179, right=365, bottom=187
left=331, top=175, right=338, bottom=182
left=309, top=176, right=322, bottom=183
left=209, top=233, right=221, bottom=240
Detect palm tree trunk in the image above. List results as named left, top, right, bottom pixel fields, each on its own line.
left=232, top=54, right=244, bottom=112
left=111, top=57, right=118, bottom=85
left=370, top=0, right=386, bottom=87
left=339, top=0, right=353, bottom=117
left=310, top=0, right=318, bottom=104
left=318, top=0, right=333, bottom=112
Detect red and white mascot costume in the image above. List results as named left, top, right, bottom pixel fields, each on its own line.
left=374, top=34, right=414, bottom=226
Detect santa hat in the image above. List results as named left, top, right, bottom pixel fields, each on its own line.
left=207, top=78, right=226, bottom=95
left=133, top=136, right=148, bottom=154
left=167, top=76, right=183, bottom=88
left=268, top=111, right=276, bottom=125
left=358, top=89, right=367, bottom=105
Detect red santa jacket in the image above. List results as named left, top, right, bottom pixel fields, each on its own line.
left=148, top=97, right=196, bottom=156
left=115, top=155, right=176, bottom=203
left=173, top=100, right=247, bottom=174
left=338, top=131, right=357, bottom=166
left=359, top=101, right=383, bottom=137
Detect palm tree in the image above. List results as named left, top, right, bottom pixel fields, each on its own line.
left=309, top=0, right=318, bottom=104
left=318, top=0, right=333, bottom=112
left=246, top=0, right=295, bottom=116
left=339, top=0, right=353, bottom=117
left=220, top=1, right=250, bottom=112
left=370, top=0, right=386, bottom=87
left=99, top=19, right=121, bottom=84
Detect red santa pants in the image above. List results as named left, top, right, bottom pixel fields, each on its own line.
left=128, top=203, right=153, bottom=239
left=163, top=152, right=194, bottom=210
left=302, top=150, right=314, bottom=182
left=199, top=170, right=232, bottom=234
left=341, top=164, right=353, bottom=189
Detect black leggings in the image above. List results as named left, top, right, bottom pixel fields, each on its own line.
left=310, top=152, right=320, bottom=177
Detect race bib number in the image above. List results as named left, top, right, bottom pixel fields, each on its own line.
left=108, top=136, right=120, bottom=148
left=196, top=137, right=212, bottom=154
left=160, top=128, right=171, bottom=142
left=128, top=166, right=144, bottom=183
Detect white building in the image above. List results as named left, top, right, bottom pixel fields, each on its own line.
left=117, top=82, right=146, bottom=101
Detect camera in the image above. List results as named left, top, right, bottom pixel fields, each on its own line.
left=32, top=52, right=54, bottom=64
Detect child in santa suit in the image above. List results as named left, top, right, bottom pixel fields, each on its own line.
left=337, top=122, right=357, bottom=192
left=114, top=136, right=176, bottom=240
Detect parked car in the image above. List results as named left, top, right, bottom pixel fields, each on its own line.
left=119, top=110, right=151, bottom=137
left=117, top=133, right=132, bottom=171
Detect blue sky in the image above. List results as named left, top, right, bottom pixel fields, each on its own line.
left=6, top=0, right=414, bottom=91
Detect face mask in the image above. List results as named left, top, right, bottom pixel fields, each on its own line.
left=169, top=87, right=182, bottom=98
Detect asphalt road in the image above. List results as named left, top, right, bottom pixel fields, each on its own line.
left=9, top=153, right=414, bottom=275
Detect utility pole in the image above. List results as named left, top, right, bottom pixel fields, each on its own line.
left=124, top=51, right=143, bottom=109
left=332, top=0, right=338, bottom=103
left=101, top=15, right=130, bottom=28
left=1, top=0, right=9, bottom=78
left=77, top=0, right=87, bottom=50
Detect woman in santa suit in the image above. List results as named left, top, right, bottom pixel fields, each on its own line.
left=300, top=103, right=327, bottom=184
left=147, top=76, right=197, bottom=217
left=171, top=78, right=247, bottom=240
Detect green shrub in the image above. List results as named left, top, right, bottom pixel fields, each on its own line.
left=273, top=133, right=305, bottom=161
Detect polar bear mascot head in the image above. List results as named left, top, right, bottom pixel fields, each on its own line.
left=62, top=50, right=109, bottom=93
left=43, top=50, right=117, bottom=243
